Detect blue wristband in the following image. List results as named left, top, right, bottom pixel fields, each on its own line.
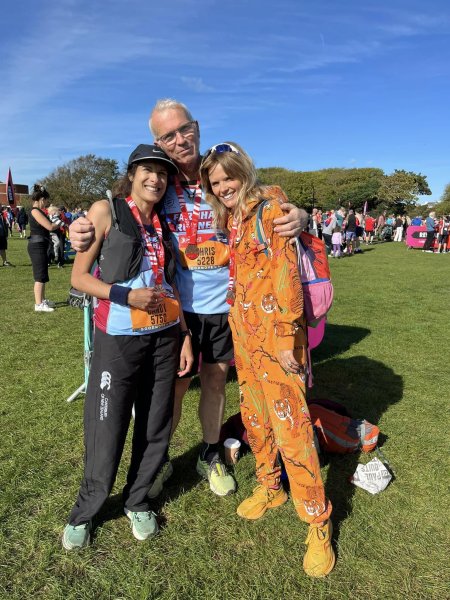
left=109, top=284, right=132, bottom=306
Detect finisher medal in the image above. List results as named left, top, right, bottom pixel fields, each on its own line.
left=226, top=289, right=236, bottom=304
left=185, top=244, right=200, bottom=260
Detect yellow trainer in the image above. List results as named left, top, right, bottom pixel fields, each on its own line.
left=237, top=484, right=288, bottom=520
left=303, top=520, right=335, bottom=577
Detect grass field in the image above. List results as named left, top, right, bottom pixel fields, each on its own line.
left=0, top=235, right=448, bottom=600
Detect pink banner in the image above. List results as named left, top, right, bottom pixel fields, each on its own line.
left=406, top=225, right=437, bottom=249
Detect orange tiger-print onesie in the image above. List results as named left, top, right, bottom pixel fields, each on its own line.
left=228, top=187, right=332, bottom=524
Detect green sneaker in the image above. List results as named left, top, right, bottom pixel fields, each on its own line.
left=147, top=460, right=173, bottom=499
left=196, top=456, right=236, bottom=496
left=62, top=521, right=91, bottom=550
left=124, top=509, right=159, bottom=541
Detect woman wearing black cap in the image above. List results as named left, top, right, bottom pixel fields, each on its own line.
left=62, top=144, right=193, bottom=550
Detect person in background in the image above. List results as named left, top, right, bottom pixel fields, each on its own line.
left=64, top=207, right=73, bottom=223
left=309, top=208, right=320, bottom=237
left=68, top=99, right=308, bottom=500
left=354, top=211, right=364, bottom=254
left=0, top=210, right=13, bottom=266
left=344, top=209, right=357, bottom=255
left=435, top=215, right=449, bottom=254
left=5, top=206, right=15, bottom=237
left=47, top=205, right=66, bottom=268
left=393, top=215, right=404, bottom=242
left=17, top=207, right=28, bottom=238
left=422, top=211, right=437, bottom=253
left=62, top=144, right=193, bottom=550
left=363, top=213, right=375, bottom=244
left=331, top=225, right=342, bottom=258
left=321, top=210, right=336, bottom=255
left=376, top=212, right=386, bottom=238
left=403, top=215, right=410, bottom=239
left=200, top=141, right=335, bottom=578
left=27, top=185, right=61, bottom=312
left=316, top=209, right=323, bottom=239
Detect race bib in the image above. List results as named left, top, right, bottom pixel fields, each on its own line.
left=130, top=295, right=180, bottom=332
left=178, top=233, right=230, bottom=270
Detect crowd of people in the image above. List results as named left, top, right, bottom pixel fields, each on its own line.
left=419, top=211, right=450, bottom=253
left=2, top=204, right=86, bottom=240
left=306, top=207, right=450, bottom=254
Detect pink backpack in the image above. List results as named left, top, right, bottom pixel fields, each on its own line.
left=255, top=202, right=334, bottom=327
left=295, top=231, right=334, bottom=327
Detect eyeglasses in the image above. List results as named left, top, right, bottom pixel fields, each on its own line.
left=156, top=120, right=198, bottom=146
left=203, top=143, right=240, bottom=159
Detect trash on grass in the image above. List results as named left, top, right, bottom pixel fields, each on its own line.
left=350, top=457, right=392, bottom=494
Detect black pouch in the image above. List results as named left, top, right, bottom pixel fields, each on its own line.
left=97, top=195, right=144, bottom=284
left=97, top=226, right=143, bottom=283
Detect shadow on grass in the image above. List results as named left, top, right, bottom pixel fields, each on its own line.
left=311, top=323, right=371, bottom=363
left=310, top=354, right=403, bottom=548
left=94, top=443, right=206, bottom=531
left=151, top=444, right=204, bottom=519
left=93, top=365, right=240, bottom=530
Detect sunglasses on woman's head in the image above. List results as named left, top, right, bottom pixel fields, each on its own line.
left=204, top=143, right=240, bottom=159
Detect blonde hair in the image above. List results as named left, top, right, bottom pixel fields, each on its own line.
left=199, top=141, right=266, bottom=232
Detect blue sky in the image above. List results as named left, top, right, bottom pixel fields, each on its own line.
left=1, top=0, right=449, bottom=203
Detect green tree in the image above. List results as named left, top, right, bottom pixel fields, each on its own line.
left=256, top=166, right=384, bottom=211
left=433, top=183, right=450, bottom=215
left=376, top=170, right=423, bottom=213
left=396, top=170, right=432, bottom=196
left=41, top=154, right=119, bottom=209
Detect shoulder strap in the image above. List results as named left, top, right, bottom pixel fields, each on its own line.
left=106, top=190, right=119, bottom=230
left=255, top=199, right=270, bottom=256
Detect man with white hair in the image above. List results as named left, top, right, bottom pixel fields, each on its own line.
left=422, top=211, right=436, bottom=252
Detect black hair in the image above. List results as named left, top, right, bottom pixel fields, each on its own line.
left=31, top=184, right=50, bottom=202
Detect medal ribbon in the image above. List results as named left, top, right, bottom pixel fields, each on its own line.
left=125, top=196, right=164, bottom=285
left=174, top=176, right=202, bottom=246
left=226, top=218, right=239, bottom=305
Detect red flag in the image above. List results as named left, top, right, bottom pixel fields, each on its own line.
left=6, top=168, right=16, bottom=207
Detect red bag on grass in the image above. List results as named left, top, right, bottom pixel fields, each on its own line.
left=308, top=399, right=379, bottom=454
left=220, top=399, right=379, bottom=455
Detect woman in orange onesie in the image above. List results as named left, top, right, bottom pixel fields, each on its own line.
left=200, top=142, right=334, bottom=578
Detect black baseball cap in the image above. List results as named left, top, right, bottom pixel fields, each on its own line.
left=127, top=144, right=178, bottom=174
